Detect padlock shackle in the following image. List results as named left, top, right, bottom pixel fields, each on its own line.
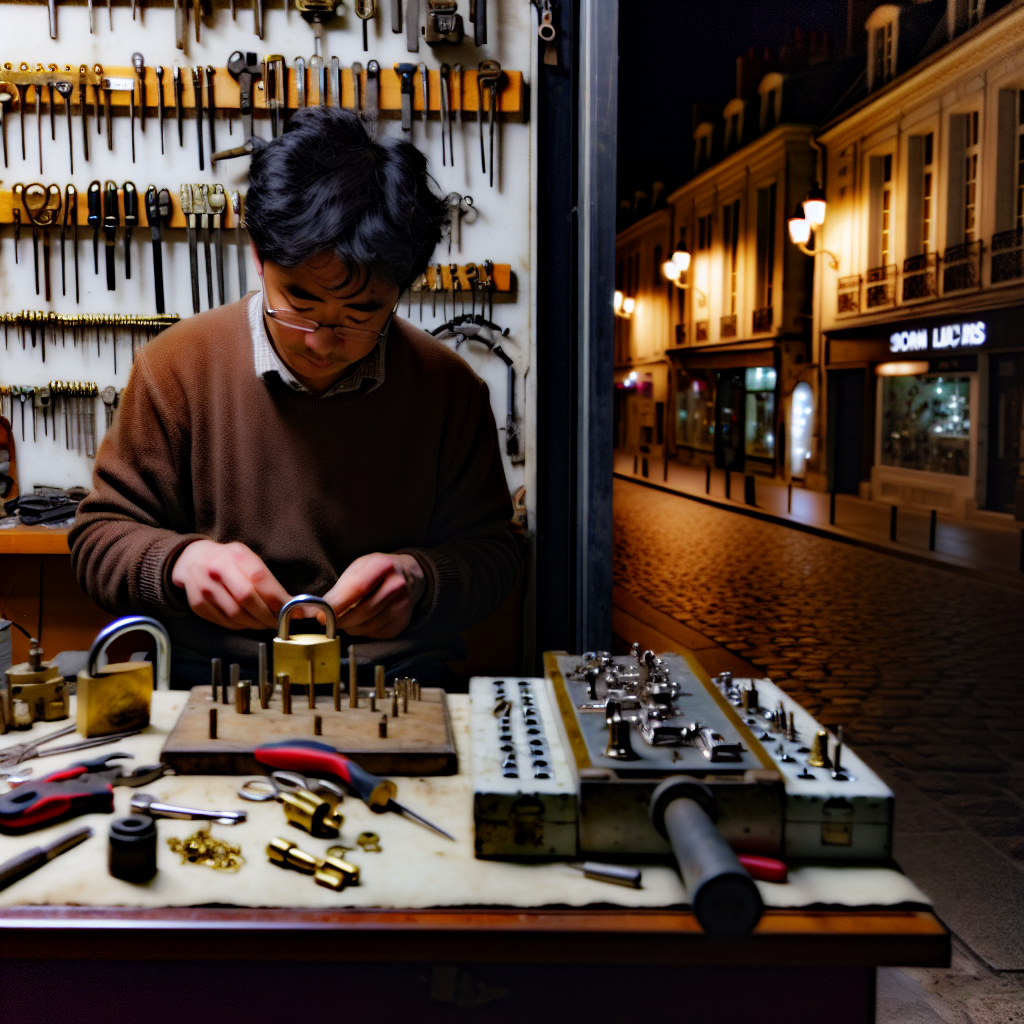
left=87, top=615, right=172, bottom=692
left=277, top=595, right=337, bottom=641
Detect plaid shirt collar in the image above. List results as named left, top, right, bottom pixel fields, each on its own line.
left=248, top=291, right=387, bottom=397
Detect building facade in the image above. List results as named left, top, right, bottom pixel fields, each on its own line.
left=813, top=0, right=1024, bottom=518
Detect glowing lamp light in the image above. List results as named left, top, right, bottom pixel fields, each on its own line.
left=662, top=260, right=681, bottom=283
left=788, top=205, right=811, bottom=246
left=622, top=296, right=635, bottom=316
left=803, top=183, right=827, bottom=227
left=671, top=246, right=691, bottom=273
left=613, top=290, right=623, bottom=313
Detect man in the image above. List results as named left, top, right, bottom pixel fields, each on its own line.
left=71, top=107, right=520, bottom=684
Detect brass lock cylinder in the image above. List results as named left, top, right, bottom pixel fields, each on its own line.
left=278, top=787, right=344, bottom=838
left=76, top=616, right=171, bottom=738
left=5, top=637, right=69, bottom=727
left=273, top=595, right=341, bottom=691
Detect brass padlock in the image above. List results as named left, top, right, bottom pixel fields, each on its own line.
left=273, top=595, right=341, bottom=690
left=76, top=616, right=171, bottom=738
left=4, top=638, right=69, bottom=728
left=279, top=787, right=344, bottom=838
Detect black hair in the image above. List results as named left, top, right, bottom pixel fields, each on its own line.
left=245, top=107, right=447, bottom=290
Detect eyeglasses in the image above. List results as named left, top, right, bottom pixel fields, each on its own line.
left=262, top=288, right=397, bottom=345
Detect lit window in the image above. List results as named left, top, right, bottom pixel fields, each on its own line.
left=881, top=375, right=971, bottom=476
left=790, top=382, right=813, bottom=477
left=965, top=111, right=979, bottom=241
left=881, top=154, right=893, bottom=267
left=745, top=367, right=777, bottom=459
left=922, top=133, right=934, bottom=253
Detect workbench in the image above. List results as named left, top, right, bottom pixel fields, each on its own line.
left=0, top=692, right=949, bottom=1024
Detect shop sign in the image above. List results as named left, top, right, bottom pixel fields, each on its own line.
left=889, top=320, right=986, bottom=354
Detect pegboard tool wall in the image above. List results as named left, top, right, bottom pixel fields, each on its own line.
left=0, top=1, right=537, bottom=515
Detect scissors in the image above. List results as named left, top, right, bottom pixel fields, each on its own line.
left=238, top=770, right=346, bottom=803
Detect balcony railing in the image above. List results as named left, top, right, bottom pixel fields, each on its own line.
left=838, top=275, right=861, bottom=314
left=752, top=307, right=773, bottom=333
left=902, top=253, right=938, bottom=301
left=942, top=240, right=982, bottom=293
left=720, top=314, right=737, bottom=338
left=991, top=229, right=1023, bottom=284
left=695, top=320, right=709, bottom=342
left=866, top=265, right=896, bottom=308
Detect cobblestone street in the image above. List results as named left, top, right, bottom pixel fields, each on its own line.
left=613, top=477, right=1024, bottom=1022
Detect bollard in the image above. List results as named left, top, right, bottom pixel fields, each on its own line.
left=705, top=464, right=711, bottom=495
left=725, top=470, right=731, bottom=500
left=787, top=483, right=793, bottom=514
left=889, top=504, right=898, bottom=542
left=829, top=490, right=837, bottom=526
left=744, top=474, right=756, bottom=507
left=929, top=509, right=937, bottom=552
left=642, top=457, right=648, bottom=478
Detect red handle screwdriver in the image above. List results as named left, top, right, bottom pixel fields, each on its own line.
left=254, top=739, right=456, bottom=842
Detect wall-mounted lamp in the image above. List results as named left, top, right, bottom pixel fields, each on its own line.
left=614, top=290, right=635, bottom=319
left=787, top=183, right=839, bottom=269
left=661, top=240, right=706, bottom=304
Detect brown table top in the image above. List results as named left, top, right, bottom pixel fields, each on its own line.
left=0, top=523, right=71, bottom=555
left=0, top=906, right=949, bottom=967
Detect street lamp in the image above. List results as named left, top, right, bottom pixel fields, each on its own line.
left=787, top=183, right=838, bottom=269
left=614, top=290, right=634, bottom=319
left=661, top=238, right=706, bottom=303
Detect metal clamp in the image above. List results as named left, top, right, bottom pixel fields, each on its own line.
left=87, top=615, right=171, bottom=691
left=277, top=595, right=337, bottom=640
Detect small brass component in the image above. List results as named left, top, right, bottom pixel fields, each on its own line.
left=348, top=644, right=358, bottom=709
left=168, top=827, right=244, bottom=871
left=807, top=730, right=832, bottom=769
left=210, top=658, right=221, bottom=702
left=278, top=787, right=343, bottom=838
left=267, top=836, right=359, bottom=890
left=281, top=673, right=292, bottom=714
left=369, top=692, right=377, bottom=713
left=314, top=715, right=322, bottom=736
left=357, top=831, right=382, bottom=852
left=258, top=642, right=270, bottom=709
left=6, top=639, right=69, bottom=725
left=326, top=844, right=353, bottom=858
left=308, top=679, right=316, bottom=710
left=379, top=714, right=387, bottom=738
left=209, top=707, right=217, bottom=739
left=787, top=711, right=796, bottom=743
left=273, top=595, right=341, bottom=689
left=375, top=664, right=385, bottom=700
left=402, top=687, right=409, bottom=715
left=391, top=690, right=399, bottom=718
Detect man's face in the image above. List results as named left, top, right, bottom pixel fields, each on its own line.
left=257, top=250, right=401, bottom=394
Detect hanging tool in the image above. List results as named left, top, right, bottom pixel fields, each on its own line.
left=309, top=55, right=325, bottom=107
left=425, top=0, right=463, bottom=43
left=0, top=88, right=11, bottom=167
left=0, top=725, right=146, bottom=771
left=254, top=0, right=264, bottom=39
left=418, top=61, right=428, bottom=133
left=123, top=182, right=138, bottom=280
left=294, top=56, right=306, bottom=108
left=228, top=51, right=261, bottom=141
left=174, top=0, right=186, bottom=50
left=439, top=63, right=451, bottom=165
left=390, top=0, right=401, bottom=32
left=87, top=180, right=102, bottom=274
left=133, top=53, right=146, bottom=134
left=453, top=62, right=464, bottom=157
left=192, top=67, right=205, bottom=170
left=35, top=67, right=44, bottom=174
left=23, top=184, right=62, bottom=304
left=231, top=190, right=247, bottom=297
left=350, top=61, right=363, bottom=113
left=102, top=76, right=136, bottom=156
left=405, top=0, right=419, bottom=50
left=195, top=0, right=202, bottom=42
left=0, top=754, right=170, bottom=835
left=60, top=184, right=73, bottom=298
left=146, top=186, right=172, bottom=314
left=205, top=65, right=217, bottom=154
left=93, top=63, right=104, bottom=140
left=14, top=80, right=28, bottom=162
left=477, top=60, right=502, bottom=186
left=296, top=0, right=337, bottom=55
left=55, top=80, right=73, bottom=172
left=78, top=66, right=90, bottom=161
left=365, top=60, right=380, bottom=121
left=469, top=0, right=486, bottom=44
left=254, top=740, right=456, bottom=841
left=432, top=261, right=442, bottom=315
left=173, top=65, right=183, bottom=147
left=102, top=180, right=118, bottom=291
left=197, top=184, right=213, bottom=309
left=106, top=0, right=113, bottom=31
left=180, top=185, right=200, bottom=314
left=155, top=66, right=165, bottom=154
left=355, top=0, right=375, bottom=51
left=0, top=826, right=92, bottom=894
left=329, top=57, right=341, bottom=109
left=209, top=185, right=227, bottom=305
left=394, top=63, right=415, bottom=135
left=47, top=67, right=58, bottom=142
left=263, top=55, right=286, bottom=137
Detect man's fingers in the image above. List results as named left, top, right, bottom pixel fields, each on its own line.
left=351, top=602, right=410, bottom=640
left=212, top=563, right=280, bottom=630
left=326, top=555, right=396, bottom=617
left=192, top=582, right=267, bottom=631
left=335, top=573, right=407, bottom=630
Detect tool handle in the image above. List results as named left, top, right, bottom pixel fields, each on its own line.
left=0, top=846, right=47, bottom=891
left=86, top=180, right=102, bottom=228
left=254, top=740, right=395, bottom=808
left=123, top=182, right=139, bottom=228
left=0, top=778, right=113, bottom=835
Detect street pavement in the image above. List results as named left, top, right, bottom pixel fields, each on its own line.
left=613, top=476, right=1024, bottom=1024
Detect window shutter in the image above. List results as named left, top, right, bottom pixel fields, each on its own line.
left=994, top=89, right=1018, bottom=233
left=906, top=136, right=924, bottom=257
left=868, top=156, right=884, bottom=266
left=946, top=113, right=969, bottom=248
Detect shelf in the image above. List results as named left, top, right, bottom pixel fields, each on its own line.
left=0, top=523, right=71, bottom=555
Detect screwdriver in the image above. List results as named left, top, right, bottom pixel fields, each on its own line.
left=87, top=180, right=102, bottom=275
left=0, top=826, right=92, bottom=893
left=254, top=739, right=456, bottom=841
left=123, top=182, right=138, bottom=280
left=102, top=180, right=119, bottom=291
left=146, top=186, right=171, bottom=314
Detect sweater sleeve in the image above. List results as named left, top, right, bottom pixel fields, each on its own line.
left=69, top=345, right=205, bottom=618
left=398, top=378, right=520, bottom=640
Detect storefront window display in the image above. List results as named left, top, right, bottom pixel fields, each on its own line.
left=790, top=382, right=813, bottom=477
left=675, top=372, right=715, bottom=450
left=881, top=374, right=971, bottom=476
left=744, top=367, right=777, bottom=459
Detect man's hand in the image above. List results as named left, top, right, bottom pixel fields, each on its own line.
left=171, top=540, right=292, bottom=631
left=310, top=553, right=426, bottom=640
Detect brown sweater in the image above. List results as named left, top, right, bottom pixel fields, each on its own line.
left=70, top=298, right=519, bottom=670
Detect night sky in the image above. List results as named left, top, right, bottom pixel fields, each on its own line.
left=617, top=0, right=849, bottom=203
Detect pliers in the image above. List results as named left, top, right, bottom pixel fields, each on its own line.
left=0, top=754, right=172, bottom=835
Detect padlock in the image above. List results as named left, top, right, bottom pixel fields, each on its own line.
left=273, top=595, right=341, bottom=691
left=5, top=638, right=69, bottom=727
left=76, top=616, right=171, bottom=738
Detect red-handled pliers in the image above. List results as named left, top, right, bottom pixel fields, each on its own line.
left=0, top=755, right=171, bottom=835
left=254, top=740, right=455, bottom=841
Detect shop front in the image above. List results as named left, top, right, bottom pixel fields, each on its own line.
left=825, top=305, right=1024, bottom=518
left=669, top=341, right=796, bottom=478
left=613, top=365, right=667, bottom=472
